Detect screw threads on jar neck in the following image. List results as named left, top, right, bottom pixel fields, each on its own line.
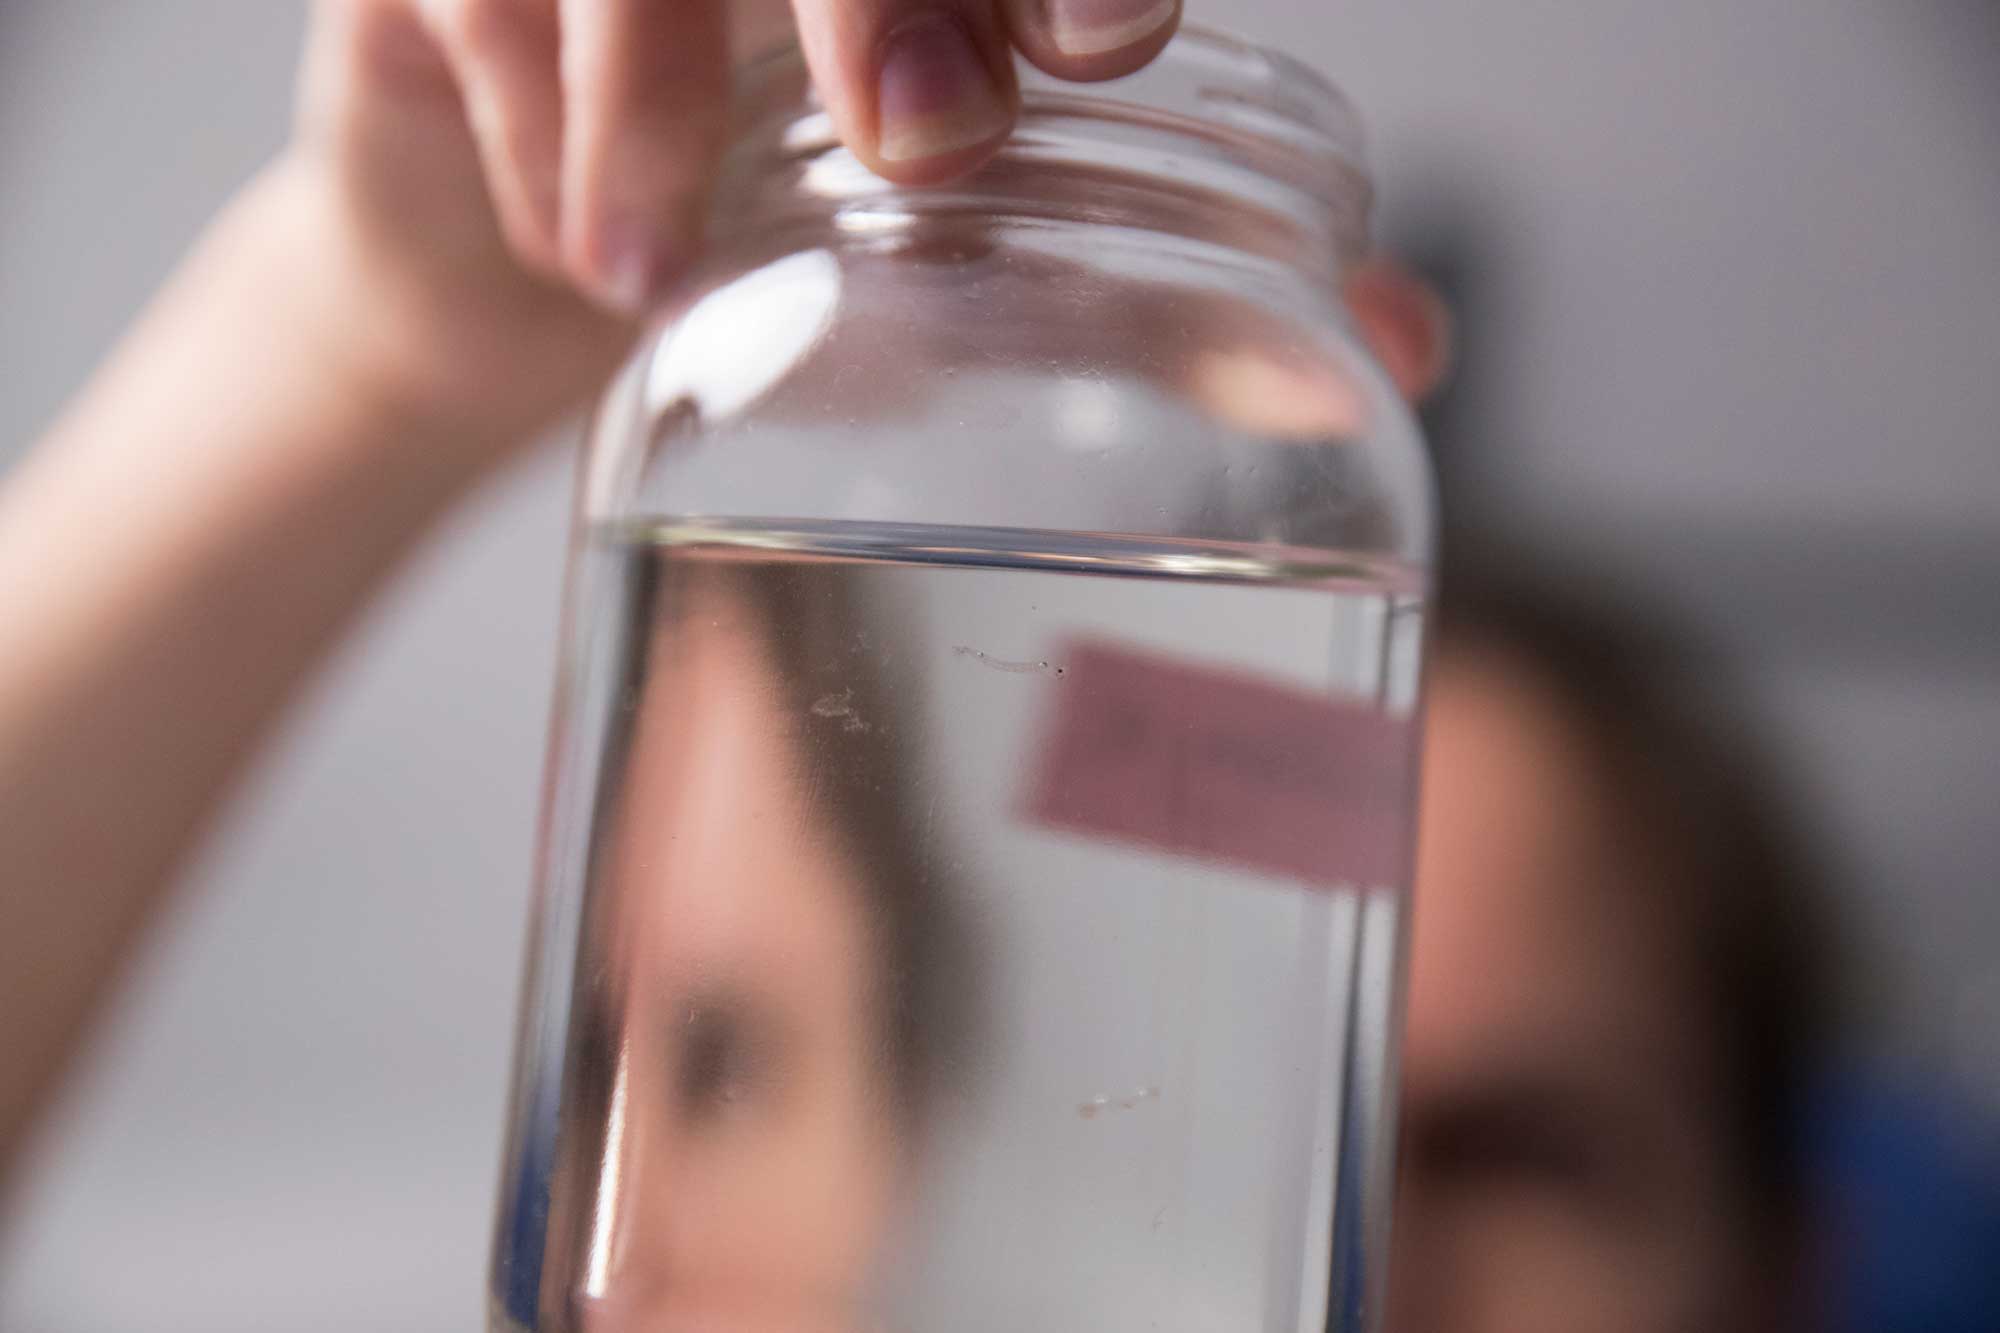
left=718, top=27, right=1372, bottom=286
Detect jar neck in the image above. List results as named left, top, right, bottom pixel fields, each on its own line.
left=717, top=32, right=1372, bottom=288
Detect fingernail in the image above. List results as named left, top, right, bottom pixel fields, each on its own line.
left=877, top=15, right=1012, bottom=164
left=591, top=224, right=656, bottom=315
left=589, top=214, right=699, bottom=317
left=1045, top=0, right=1176, bottom=57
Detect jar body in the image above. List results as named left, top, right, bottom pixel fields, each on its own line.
left=491, top=34, right=1431, bottom=1333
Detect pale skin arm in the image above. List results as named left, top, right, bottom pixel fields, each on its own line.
left=0, top=0, right=1444, bottom=1184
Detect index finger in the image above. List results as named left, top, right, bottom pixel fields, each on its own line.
left=789, top=0, right=1020, bottom=185
left=558, top=0, right=731, bottom=311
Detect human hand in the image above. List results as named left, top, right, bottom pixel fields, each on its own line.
left=281, top=0, right=1189, bottom=452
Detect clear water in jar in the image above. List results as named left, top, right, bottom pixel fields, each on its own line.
left=497, top=519, right=1424, bottom=1333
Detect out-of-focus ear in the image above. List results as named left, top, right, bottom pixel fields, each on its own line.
left=1344, top=257, right=1455, bottom=403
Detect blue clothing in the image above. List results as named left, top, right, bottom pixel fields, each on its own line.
left=1810, top=1077, right=2000, bottom=1333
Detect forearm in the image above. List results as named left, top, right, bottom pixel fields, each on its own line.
left=0, top=166, right=529, bottom=1173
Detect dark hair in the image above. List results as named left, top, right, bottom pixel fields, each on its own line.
left=724, top=557, right=980, bottom=1120
left=530, top=551, right=977, bottom=1324
left=1434, top=559, right=1841, bottom=1249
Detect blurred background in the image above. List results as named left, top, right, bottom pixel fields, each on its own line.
left=1, top=1, right=1996, bottom=1329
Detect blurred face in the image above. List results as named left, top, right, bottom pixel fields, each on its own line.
left=1391, top=649, right=1762, bottom=1333
left=560, top=586, right=1774, bottom=1333
left=566, top=575, right=901, bottom=1333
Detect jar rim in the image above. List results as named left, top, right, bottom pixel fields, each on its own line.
left=728, top=26, right=1373, bottom=273
left=1023, top=24, right=1370, bottom=182
left=735, top=24, right=1368, bottom=176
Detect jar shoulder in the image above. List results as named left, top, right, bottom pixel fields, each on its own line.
left=585, top=237, right=1433, bottom=570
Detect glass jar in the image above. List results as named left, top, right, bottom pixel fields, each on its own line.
left=491, top=28, right=1431, bottom=1333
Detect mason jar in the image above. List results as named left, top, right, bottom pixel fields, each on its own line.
left=491, top=27, right=1432, bottom=1333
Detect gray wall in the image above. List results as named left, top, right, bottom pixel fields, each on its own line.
left=3, top=2, right=1996, bottom=1328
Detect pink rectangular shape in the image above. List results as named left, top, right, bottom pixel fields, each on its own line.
left=1022, top=638, right=1415, bottom=889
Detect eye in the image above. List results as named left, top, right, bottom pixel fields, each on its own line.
left=678, top=1004, right=734, bottom=1109
left=675, top=996, right=774, bottom=1120
left=1472, top=1125, right=1597, bottom=1191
